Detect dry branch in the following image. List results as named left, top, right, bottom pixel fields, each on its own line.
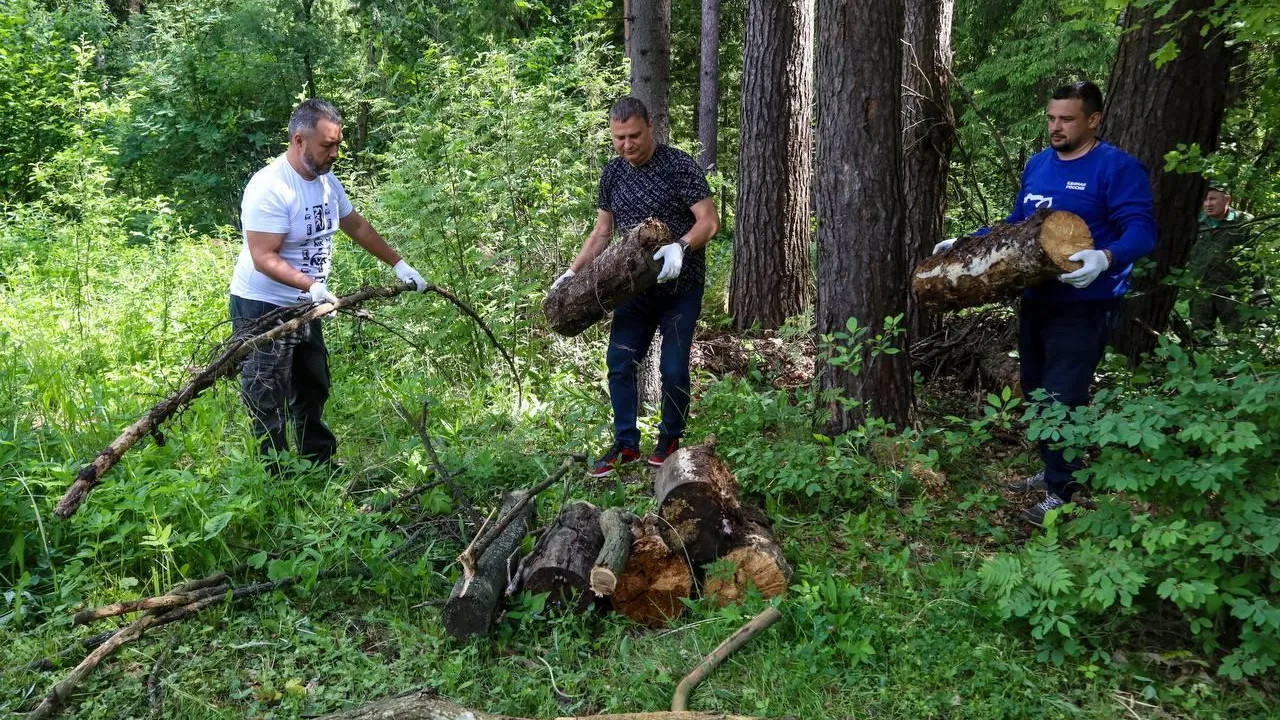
left=670, top=606, right=783, bottom=712
left=390, top=399, right=481, bottom=526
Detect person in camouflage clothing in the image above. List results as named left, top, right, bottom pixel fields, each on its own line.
left=1187, top=183, right=1263, bottom=335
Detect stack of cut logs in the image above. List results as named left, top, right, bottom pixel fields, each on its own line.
left=442, top=438, right=792, bottom=639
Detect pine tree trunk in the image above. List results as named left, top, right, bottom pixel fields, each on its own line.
left=630, top=0, right=672, bottom=143
left=1102, top=0, right=1229, bottom=361
left=815, top=0, right=911, bottom=430
left=730, top=0, right=814, bottom=331
left=698, top=0, right=722, bottom=171
left=901, top=0, right=955, bottom=342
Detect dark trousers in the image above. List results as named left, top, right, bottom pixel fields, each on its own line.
left=606, top=283, right=704, bottom=449
left=1018, top=297, right=1123, bottom=501
left=230, top=295, right=337, bottom=465
left=1189, top=293, right=1241, bottom=335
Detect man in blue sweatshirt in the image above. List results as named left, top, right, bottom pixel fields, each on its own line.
left=935, top=81, right=1157, bottom=526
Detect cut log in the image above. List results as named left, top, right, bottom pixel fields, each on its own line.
left=543, top=219, right=672, bottom=337
left=911, top=209, right=1094, bottom=309
left=611, top=515, right=693, bottom=626
left=443, top=490, right=533, bottom=640
left=703, top=517, right=792, bottom=607
left=653, top=439, right=745, bottom=565
left=313, top=688, right=762, bottom=720
left=520, top=501, right=604, bottom=612
left=591, top=508, right=638, bottom=597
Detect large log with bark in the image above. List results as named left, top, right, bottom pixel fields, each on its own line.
left=703, top=515, right=792, bottom=607
left=520, top=501, right=605, bottom=611
left=443, top=490, right=534, bottom=640
left=912, top=209, right=1094, bottom=309
left=611, top=515, right=693, bottom=626
left=653, top=439, right=745, bottom=565
left=543, top=219, right=671, bottom=337
left=314, top=689, right=761, bottom=720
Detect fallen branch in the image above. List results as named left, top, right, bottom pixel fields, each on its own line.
left=671, top=606, right=783, bottom=712
left=390, top=400, right=482, bottom=526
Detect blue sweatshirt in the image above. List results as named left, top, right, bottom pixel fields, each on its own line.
left=987, top=142, right=1157, bottom=302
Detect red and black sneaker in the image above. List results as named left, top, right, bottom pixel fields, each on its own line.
left=647, top=435, right=680, bottom=468
left=590, top=443, right=641, bottom=478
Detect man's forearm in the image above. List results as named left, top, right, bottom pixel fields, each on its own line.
left=569, top=231, right=610, bottom=272
left=682, top=215, right=719, bottom=251
left=253, top=251, right=315, bottom=291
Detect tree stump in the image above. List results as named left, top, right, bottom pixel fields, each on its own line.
left=442, top=491, right=533, bottom=640
left=911, top=209, right=1094, bottom=309
left=653, top=439, right=745, bottom=565
left=703, top=516, right=792, bottom=607
left=612, top=515, right=693, bottom=626
left=543, top=219, right=672, bottom=337
left=520, top=501, right=605, bottom=612
left=591, top=508, right=638, bottom=597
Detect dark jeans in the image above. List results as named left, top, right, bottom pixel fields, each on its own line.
left=230, top=295, right=337, bottom=465
left=606, top=282, right=704, bottom=449
left=1019, top=297, right=1123, bottom=501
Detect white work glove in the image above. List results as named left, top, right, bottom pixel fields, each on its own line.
left=1059, top=249, right=1110, bottom=289
left=551, top=269, right=575, bottom=291
left=932, top=238, right=957, bottom=255
left=308, top=281, right=339, bottom=305
left=393, top=259, right=428, bottom=292
left=653, top=242, right=686, bottom=283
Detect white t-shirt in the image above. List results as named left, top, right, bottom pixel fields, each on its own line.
left=230, top=154, right=354, bottom=306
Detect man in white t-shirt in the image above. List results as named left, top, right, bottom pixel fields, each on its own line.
left=230, top=98, right=427, bottom=470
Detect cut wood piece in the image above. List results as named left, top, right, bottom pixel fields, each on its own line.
left=612, top=515, right=693, bottom=627
left=591, top=508, right=638, bottom=597
left=543, top=219, right=672, bottom=337
left=653, top=439, right=745, bottom=565
left=911, top=209, right=1094, bottom=309
left=312, top=688, right=763, bottom=719
left=443, top=491, right=533, bottom=640
left=703, top=518, right=792, bottom=607
left=520, top=501, right=604, bottom=612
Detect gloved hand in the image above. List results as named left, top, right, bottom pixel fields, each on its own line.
left=308, top=281, right=339, bottom=305
left=653, top=242, right=685, bottom=283
left=551, top=269, right=575, bottom=291
left=1059, top=249, right=1110, bottom=289
left=932, top=238, right=957, bottom=255
left=394, top=259, right=428, bottom=292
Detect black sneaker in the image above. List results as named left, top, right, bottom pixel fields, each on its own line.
left=647, top=436, right=680, bottom=468
left=1021, top=494, right=1066, bottom=527
left=1007, top=470, right=1046, bottom=493
left=590, top=443, right=641, bottom=478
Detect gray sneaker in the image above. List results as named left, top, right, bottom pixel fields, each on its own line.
left=1021, top=494, right=1066, bottom=527
left=1007, top=470, right=1046, bottom=493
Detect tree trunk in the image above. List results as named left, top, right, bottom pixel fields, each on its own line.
left=703, top=517, right=791, bottom=606
left=544, top=219, right=671, bottom=336
left=1102, top=0, right=1229, bottom=361
left=520, top=501, right=605, bottom=612
left=591, top=508, right=638, bottom=597
left=815, top=0, right=911, bottom=430
left=698, top=0, right=722, bottom=171
left=314, top=690, right=760, bottom=720
left=912, top=209, right=1093, bottom=309
left=442, top=491, right=533, bottom=640
left=301, top=0, right=317, bottom=98
left=355, top=5, right=379, bottom=161
left=611, top=515, right=693, bottom=626
left=901, top=0, right=956, bottom=342
left=729, top=0, right=814, bottom=331
left=653, top=440, right=745, bottom=565
left=630, top=0, right=672, bottom=143
left=623, top=0, right=634, bottom=59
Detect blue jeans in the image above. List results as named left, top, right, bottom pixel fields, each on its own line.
left=606, top=283, right=704, bottom=449
left=1019, top=297, right=1123, bottom=501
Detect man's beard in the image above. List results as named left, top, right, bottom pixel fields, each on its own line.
left=303, top=154, right=333, bottom=176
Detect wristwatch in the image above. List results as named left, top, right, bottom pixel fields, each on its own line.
left=677, top=238, right=690, bottom=253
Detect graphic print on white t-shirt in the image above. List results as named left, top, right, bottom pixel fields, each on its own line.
left=230, top=155, right=354, bottom=306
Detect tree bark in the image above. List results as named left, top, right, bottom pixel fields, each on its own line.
left=703, top=517, right=792, bottom=606
left=443, top=491, right=533, bottom=640
left=611, top=515, right=693, bottom=626
left=314, top=690, right=760, bottom=720
left=591, top=508, right=638, bottom=597
left=520, top=501, right=605, bottom=612
left=653, top=440, right=745, bottom=565
left=543, top=219, right=671, bottom=336
left=698, top=0, right=721, bottom=171
left=630, top=0, right=672, bottom=143
left=815, top=0, right=912, bottom=430
left=901, top=0, right=956, bottom=342
left=730, top=0, right=814, bottom=330
left=1102, top=0, right=1229, bottom=361
left=912, top=209, right=1093, bottom=309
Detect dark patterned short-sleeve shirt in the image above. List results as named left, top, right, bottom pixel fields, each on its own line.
left=596, top=144, right=713, bottom=294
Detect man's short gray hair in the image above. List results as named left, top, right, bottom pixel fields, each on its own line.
left=288, top=98, right=343, bottom=137
left=608, top=96, right=650, bottom=124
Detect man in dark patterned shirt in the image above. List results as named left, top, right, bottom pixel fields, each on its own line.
left=553, top=97, right=720, bottom=477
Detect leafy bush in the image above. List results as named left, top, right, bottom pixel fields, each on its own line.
left=981, top=340, right=1280, bottom=678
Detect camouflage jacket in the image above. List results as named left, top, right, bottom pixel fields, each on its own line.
left=1188, top=209, right=1256, bottom=290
